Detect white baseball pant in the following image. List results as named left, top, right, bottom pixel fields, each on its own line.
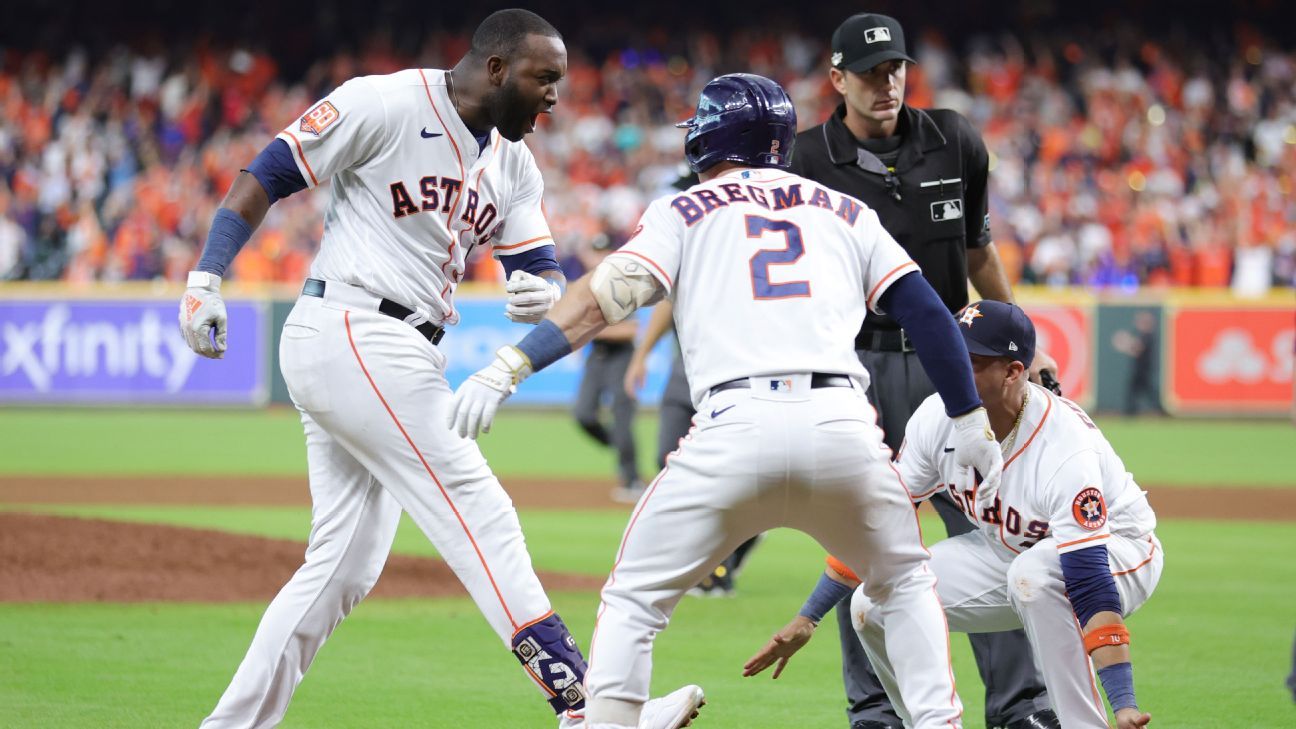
left=851, top=530, right=1163, bottom=728
left=583, top=374, right=963, bottom=729
left=201, top=283, right=569, bottom=728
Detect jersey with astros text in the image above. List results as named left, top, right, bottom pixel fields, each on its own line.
left=900, top=382, right=1157, bottom=560
left=277, top=69, right=553, bottom=325
left=612, top=167, right=919, bottom=406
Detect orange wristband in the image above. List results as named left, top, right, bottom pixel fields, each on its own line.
left=1083, top=624, right=1130, bottom=654
left=825, top=555, right=861, bottom=583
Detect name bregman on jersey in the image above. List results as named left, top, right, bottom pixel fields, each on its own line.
left=668, top=179, right=865, bottom=227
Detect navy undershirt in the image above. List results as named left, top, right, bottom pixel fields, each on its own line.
left=876, top=271, right=981, bottom=417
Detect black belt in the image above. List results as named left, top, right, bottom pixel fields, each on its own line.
left=710, top=373, right=854, bottom=396
left=301, top=278, right=445, bottom=344
left=856, top=328, right=913, bottom=353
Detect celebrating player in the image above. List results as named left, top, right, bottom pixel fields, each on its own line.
left=180, top=9, right=698, bottom=729
left=744, top=301, right=1163, bottom=729
left=450, top=72, right=1010, bottom=729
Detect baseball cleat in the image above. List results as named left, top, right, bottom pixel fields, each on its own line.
left=638, top=684, right=705, bottom=728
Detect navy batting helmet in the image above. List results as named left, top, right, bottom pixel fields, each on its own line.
left=676, top=73, right=796, bottom=174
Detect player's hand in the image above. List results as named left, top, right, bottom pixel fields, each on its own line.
left=504, top=270, right=562, bottom=324
left=951, top=406, right=1004, bottom=510
left=742, top=615, right=816, bottom=679
left=179, top=271, right=228, bottom=359
left=448, top=346, right=533, bottom=439
left=1029, top=347, right=1060, bottom=393
left=1114, top=707, right=1151, bottom=729
left=623, top=353, right=648, bottom=399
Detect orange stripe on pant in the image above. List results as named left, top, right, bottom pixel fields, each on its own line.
left=343, top=310, right=519, bottom=630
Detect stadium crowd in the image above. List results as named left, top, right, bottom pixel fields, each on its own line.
left=1, top=22, right=1293, bottom=292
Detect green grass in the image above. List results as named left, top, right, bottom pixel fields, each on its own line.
left=1, top=408, right=1292, bottom=486
left=1, top=519, right=1293, bottom=727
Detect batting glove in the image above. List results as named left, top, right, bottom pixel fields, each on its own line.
left=504, top=270, right=562, bottom=324
left=448, top=346, right=533, bottom=439
left=951, top=406, right=1004, bottom=512
left=179, top=271, right=228, bottom=359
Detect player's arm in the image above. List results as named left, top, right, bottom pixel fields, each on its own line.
left=447, top=255, right=666, bottom=438
left=1048, top=455, right=1151, bottom=727
left=1060, top=546, right=1150, bottom=727
left=873, top=271, right=1003, bottom=502
left=178, top=141, right=307, bottom=358
left=742, top=558, right=861, bottom=679
left=624, top=298, right=675, bottom=398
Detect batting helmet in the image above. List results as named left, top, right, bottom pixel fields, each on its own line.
left=675, top=73, right=796, bottom=174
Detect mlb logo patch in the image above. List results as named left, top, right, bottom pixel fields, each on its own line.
left=768, top=378, right=793, bottom=392
left=931, top=199, right=963, bottom=222
left=299, top=101, right=340, bottom=137
left=864, top=27, right=892, bottom=43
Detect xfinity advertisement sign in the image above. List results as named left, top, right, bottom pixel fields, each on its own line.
left=0, top=300, right=267, bottom=404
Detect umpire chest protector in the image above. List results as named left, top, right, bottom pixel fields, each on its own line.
left=791, top=104, right=990, bottom=333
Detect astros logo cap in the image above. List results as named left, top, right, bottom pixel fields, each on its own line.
left=956, top=300, right=1036, bottom=368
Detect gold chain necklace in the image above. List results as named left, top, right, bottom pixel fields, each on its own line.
left=1000, top=387, right=1030, bottom=457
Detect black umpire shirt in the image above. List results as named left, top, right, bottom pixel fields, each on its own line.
left=789, top=103, right=991, bottom=346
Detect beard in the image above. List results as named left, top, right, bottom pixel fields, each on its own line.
left=488, top=78, right=531, bottom=142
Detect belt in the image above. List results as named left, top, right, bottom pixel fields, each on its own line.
left=710, top=373, right=854, bottom=396
left=301, top=278, right=446, bottom=344
left=856, top=328, right=913, bottom=353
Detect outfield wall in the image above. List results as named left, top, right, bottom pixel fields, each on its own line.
left=1, top=284, right=1290, bottom=416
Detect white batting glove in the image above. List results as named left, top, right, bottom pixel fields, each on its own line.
left=951, top=406, right=1004, bottom=512
left=179, top=271, right=228, bottom=359
left=504, top=270, right=562, bottom=324
left=448, top=346, right=534, bottom=439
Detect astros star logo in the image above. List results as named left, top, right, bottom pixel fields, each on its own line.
left=958, top=304, right=983, bottom=327
left=1072, top=487, right=1107, bottom=531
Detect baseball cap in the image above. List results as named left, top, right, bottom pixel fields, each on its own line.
left=831, top=13, right=916, bottom=73
left=956, top=300, right=1036, bottom=368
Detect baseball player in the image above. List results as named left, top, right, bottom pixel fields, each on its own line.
left=744, top=301, right=1162, bottom=729
left=178, top=9, right=699, bottom=729
left=448, top=72, right=1013, bottom=729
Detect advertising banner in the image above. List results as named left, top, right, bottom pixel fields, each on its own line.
left=1022, top=304, right=1093, bottom=407
left=439, top=297, right=675, bottom=406
left=1167, top=307, right=1294, bottom=413
left=0, top=300, right=267, bottom=405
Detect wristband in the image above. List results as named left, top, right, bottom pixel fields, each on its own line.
left=515, top=320, right=572, bottom=373
left=797, top=572, right=855, bottom=624
left=1096, top=661, right=1137, bottom=711
left=196, top=208, right=253, bottom=277
left=1083, top=624, right=1130, bottom=654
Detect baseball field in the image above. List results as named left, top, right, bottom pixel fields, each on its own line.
left=2, top=408, right=1293, bottom=728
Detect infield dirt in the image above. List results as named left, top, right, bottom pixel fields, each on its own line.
left=1, top=475, right=1291, bottom=603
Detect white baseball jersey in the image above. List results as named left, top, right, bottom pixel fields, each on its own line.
left=900, top=383, right=1158, bottom=559
left=612, top=167, right=919, bottom=406
left=277, top=69, right=553, bottom=325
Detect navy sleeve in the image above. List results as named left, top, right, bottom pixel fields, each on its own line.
left=500, top=244, right=562, bottom=278
left=1059, top=545, right=1123, bottom=626
left=877, top=271, right=981, bottom=417
left=244, top=139, right=308, bottom=205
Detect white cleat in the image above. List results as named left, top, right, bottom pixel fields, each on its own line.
left=638, top=685, right=705, bottom=729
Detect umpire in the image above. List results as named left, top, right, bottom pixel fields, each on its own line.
left=788, top=13, right=1060, bottom=729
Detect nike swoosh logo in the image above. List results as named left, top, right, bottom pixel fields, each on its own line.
left=710, top=404, right=736, bottom=419
left=943, top=447, right=955, bottom=453
left=420, top=128, right=442, bottom=138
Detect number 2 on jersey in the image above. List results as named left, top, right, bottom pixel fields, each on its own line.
left=746, top=215, right=811, bottom=299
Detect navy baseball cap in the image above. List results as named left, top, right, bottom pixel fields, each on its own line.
left=956, top=301, right=1036, bottom=368
left=831, top=13, right=916, bottom=73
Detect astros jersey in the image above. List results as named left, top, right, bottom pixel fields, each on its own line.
left=277, top=70, right=553, bottom=325
left=900, top=383, right=1158, bottom=560
left=613, top=167, right=919, bottom=406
